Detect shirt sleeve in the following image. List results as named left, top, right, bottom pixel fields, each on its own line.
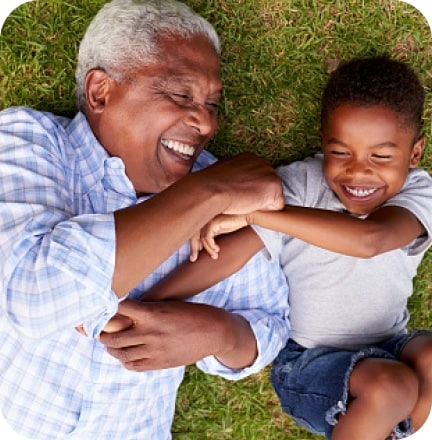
left=383, top=168, right=432, bottom=255
left=251, top=158, right=312, bottom=261
left=195, top=250, right=290, bottom=380
left=0, top=108, right=118, bottom=338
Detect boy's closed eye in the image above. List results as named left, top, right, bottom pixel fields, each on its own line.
left=372, top=153, right=392, bottom=159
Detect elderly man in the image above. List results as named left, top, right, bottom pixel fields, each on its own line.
left=0, top=0, right=289, bottom=438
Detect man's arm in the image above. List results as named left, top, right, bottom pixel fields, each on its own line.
left=100, top=247, right=290, bottom=372
left=100, top=299, right=260, bottom=370
left=111, top=153, right=283, bottom=297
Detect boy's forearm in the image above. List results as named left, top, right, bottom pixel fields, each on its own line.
left=144, top=227, right=264, bottom=301
left=251, top=205, right=424, bottom=257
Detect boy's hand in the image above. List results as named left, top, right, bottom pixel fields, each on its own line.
left=190, top=214, right=249, bottom=261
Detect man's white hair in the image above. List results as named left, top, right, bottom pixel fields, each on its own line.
left=75, top=0, right=220, bottom=111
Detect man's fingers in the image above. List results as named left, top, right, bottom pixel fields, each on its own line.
left=115, top=298, right=147, bottom=320
left=105, top=345, right=149, bottom=365
left=103, top=314, right=134, bottom=333
left=75, top=325, right=87, bottom=336
left=99, top=325, right=147, bottom=348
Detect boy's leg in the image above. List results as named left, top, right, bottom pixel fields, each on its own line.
left=331, top=357, right=418, bottom=440
left=270, top=340, right=415, bottom=440
left=399, top=333, right=432, bottom=431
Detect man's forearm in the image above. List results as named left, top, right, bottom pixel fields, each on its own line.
left=112, top=172, right=226, bottom=297
left=112, top=153, right=284, bottom=298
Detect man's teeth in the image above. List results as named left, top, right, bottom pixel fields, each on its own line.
left=344, top=186, right=378, bottom=197
left=161, top=140, right=195, bottom=156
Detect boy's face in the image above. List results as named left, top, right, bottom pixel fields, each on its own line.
left=321, top=103, right=424, bottom=215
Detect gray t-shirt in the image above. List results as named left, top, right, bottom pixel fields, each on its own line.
left=256, top=153, right=432, bottom=350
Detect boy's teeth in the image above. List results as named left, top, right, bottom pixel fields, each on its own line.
left=162, top=140, right=195, bottom=156
left=345, top=186, right=377, bottom=197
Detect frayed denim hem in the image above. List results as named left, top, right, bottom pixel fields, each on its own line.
left=386, top=418, right=414, bottom=439
left=325, top=347, right=413, bottom=438
left=325, top=347, right=395, bottom=426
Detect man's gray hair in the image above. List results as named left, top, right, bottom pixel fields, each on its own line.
left=75, top=0, right=221, bottom=111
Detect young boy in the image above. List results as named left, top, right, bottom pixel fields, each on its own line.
left=106, top=56, right=432, bottom=440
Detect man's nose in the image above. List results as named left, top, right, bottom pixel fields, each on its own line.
left=183, top=104, right=216, bottom=136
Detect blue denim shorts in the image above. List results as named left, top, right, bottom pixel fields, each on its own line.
left=270, top=331, right=430, bottom=439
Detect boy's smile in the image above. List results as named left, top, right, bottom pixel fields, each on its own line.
left=321, top=103, right=424, bottom=215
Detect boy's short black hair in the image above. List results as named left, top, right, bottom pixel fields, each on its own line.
left=321, top=56, right=424, bottom=135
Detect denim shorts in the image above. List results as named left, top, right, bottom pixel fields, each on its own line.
left=270, top=330, right=430, bottom=439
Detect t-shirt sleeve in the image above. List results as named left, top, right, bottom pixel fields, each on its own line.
left=252, top=158, right=313, bottom=260
left=383, top=168, right=432, bottom=255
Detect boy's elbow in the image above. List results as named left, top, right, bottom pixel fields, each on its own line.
left=355, top=228, right=388, bottom=258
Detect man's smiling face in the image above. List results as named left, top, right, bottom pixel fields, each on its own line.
left=87, top=33, right=222, bottom=195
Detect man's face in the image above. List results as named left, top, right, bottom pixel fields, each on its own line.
left=321, top=103, right=424, bottom=215
left=88, top=34, right=222, bottom=195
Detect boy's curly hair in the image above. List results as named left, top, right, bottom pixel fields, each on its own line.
left=321, top=56, right=425, bottom=136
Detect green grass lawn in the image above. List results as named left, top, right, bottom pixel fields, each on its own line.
left=1, top=1, right=431, bottom=439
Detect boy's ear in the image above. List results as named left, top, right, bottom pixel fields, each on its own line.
left=85, top=69, right=111, bottom=114
left=319, top=127, right=324, bottom=151
left=409, top=135, right=426, bottom=168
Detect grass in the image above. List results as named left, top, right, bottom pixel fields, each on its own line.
left=1, top=1, right=431, bottom=439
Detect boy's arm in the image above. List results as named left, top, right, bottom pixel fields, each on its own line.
left=144, top=227, right=264, bottom=301
left=201, top=205, right=425, bottom=259
left=250, top=204, right=425, bottom=258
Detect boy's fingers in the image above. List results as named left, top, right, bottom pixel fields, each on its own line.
left=189, top=233, right=203, bottom=262
left=201, top=234, right=220, bottom=259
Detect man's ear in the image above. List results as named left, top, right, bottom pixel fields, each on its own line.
left=410, top=135, right=426, bottom=168
left=85, top=69, right=111, bottom=114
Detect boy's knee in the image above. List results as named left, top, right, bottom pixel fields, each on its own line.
left=352, top=359, right=419, bottom=410
left=402, top=335, right=432, bottom=381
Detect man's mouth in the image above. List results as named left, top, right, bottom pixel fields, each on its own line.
left=343, top=185, right=378, bottom=198
left=161, top=139, right=195, bottom=157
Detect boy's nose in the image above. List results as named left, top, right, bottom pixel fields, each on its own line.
left=346, top=158, right=372, bottom=175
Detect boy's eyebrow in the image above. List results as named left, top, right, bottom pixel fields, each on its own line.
left=325, top=138, right=347, bottom=146
left=325, top=138, right=399, bottom=148
left=373, top=142, right=399, bottom=148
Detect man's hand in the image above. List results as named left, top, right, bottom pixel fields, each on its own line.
left=103, top=313, right=134, bottom=333
left=99, top=298, right=257, bottom=371
left=200, top=152, right=284, bottom=215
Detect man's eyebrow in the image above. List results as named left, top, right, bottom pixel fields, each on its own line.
left=166, top=76, right=223, bottom=95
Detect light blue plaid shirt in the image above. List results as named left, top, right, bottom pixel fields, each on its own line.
left=0, top=107, right=290, bottom=439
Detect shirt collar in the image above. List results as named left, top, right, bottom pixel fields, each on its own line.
left=66, top=112, right=135, bottom=198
